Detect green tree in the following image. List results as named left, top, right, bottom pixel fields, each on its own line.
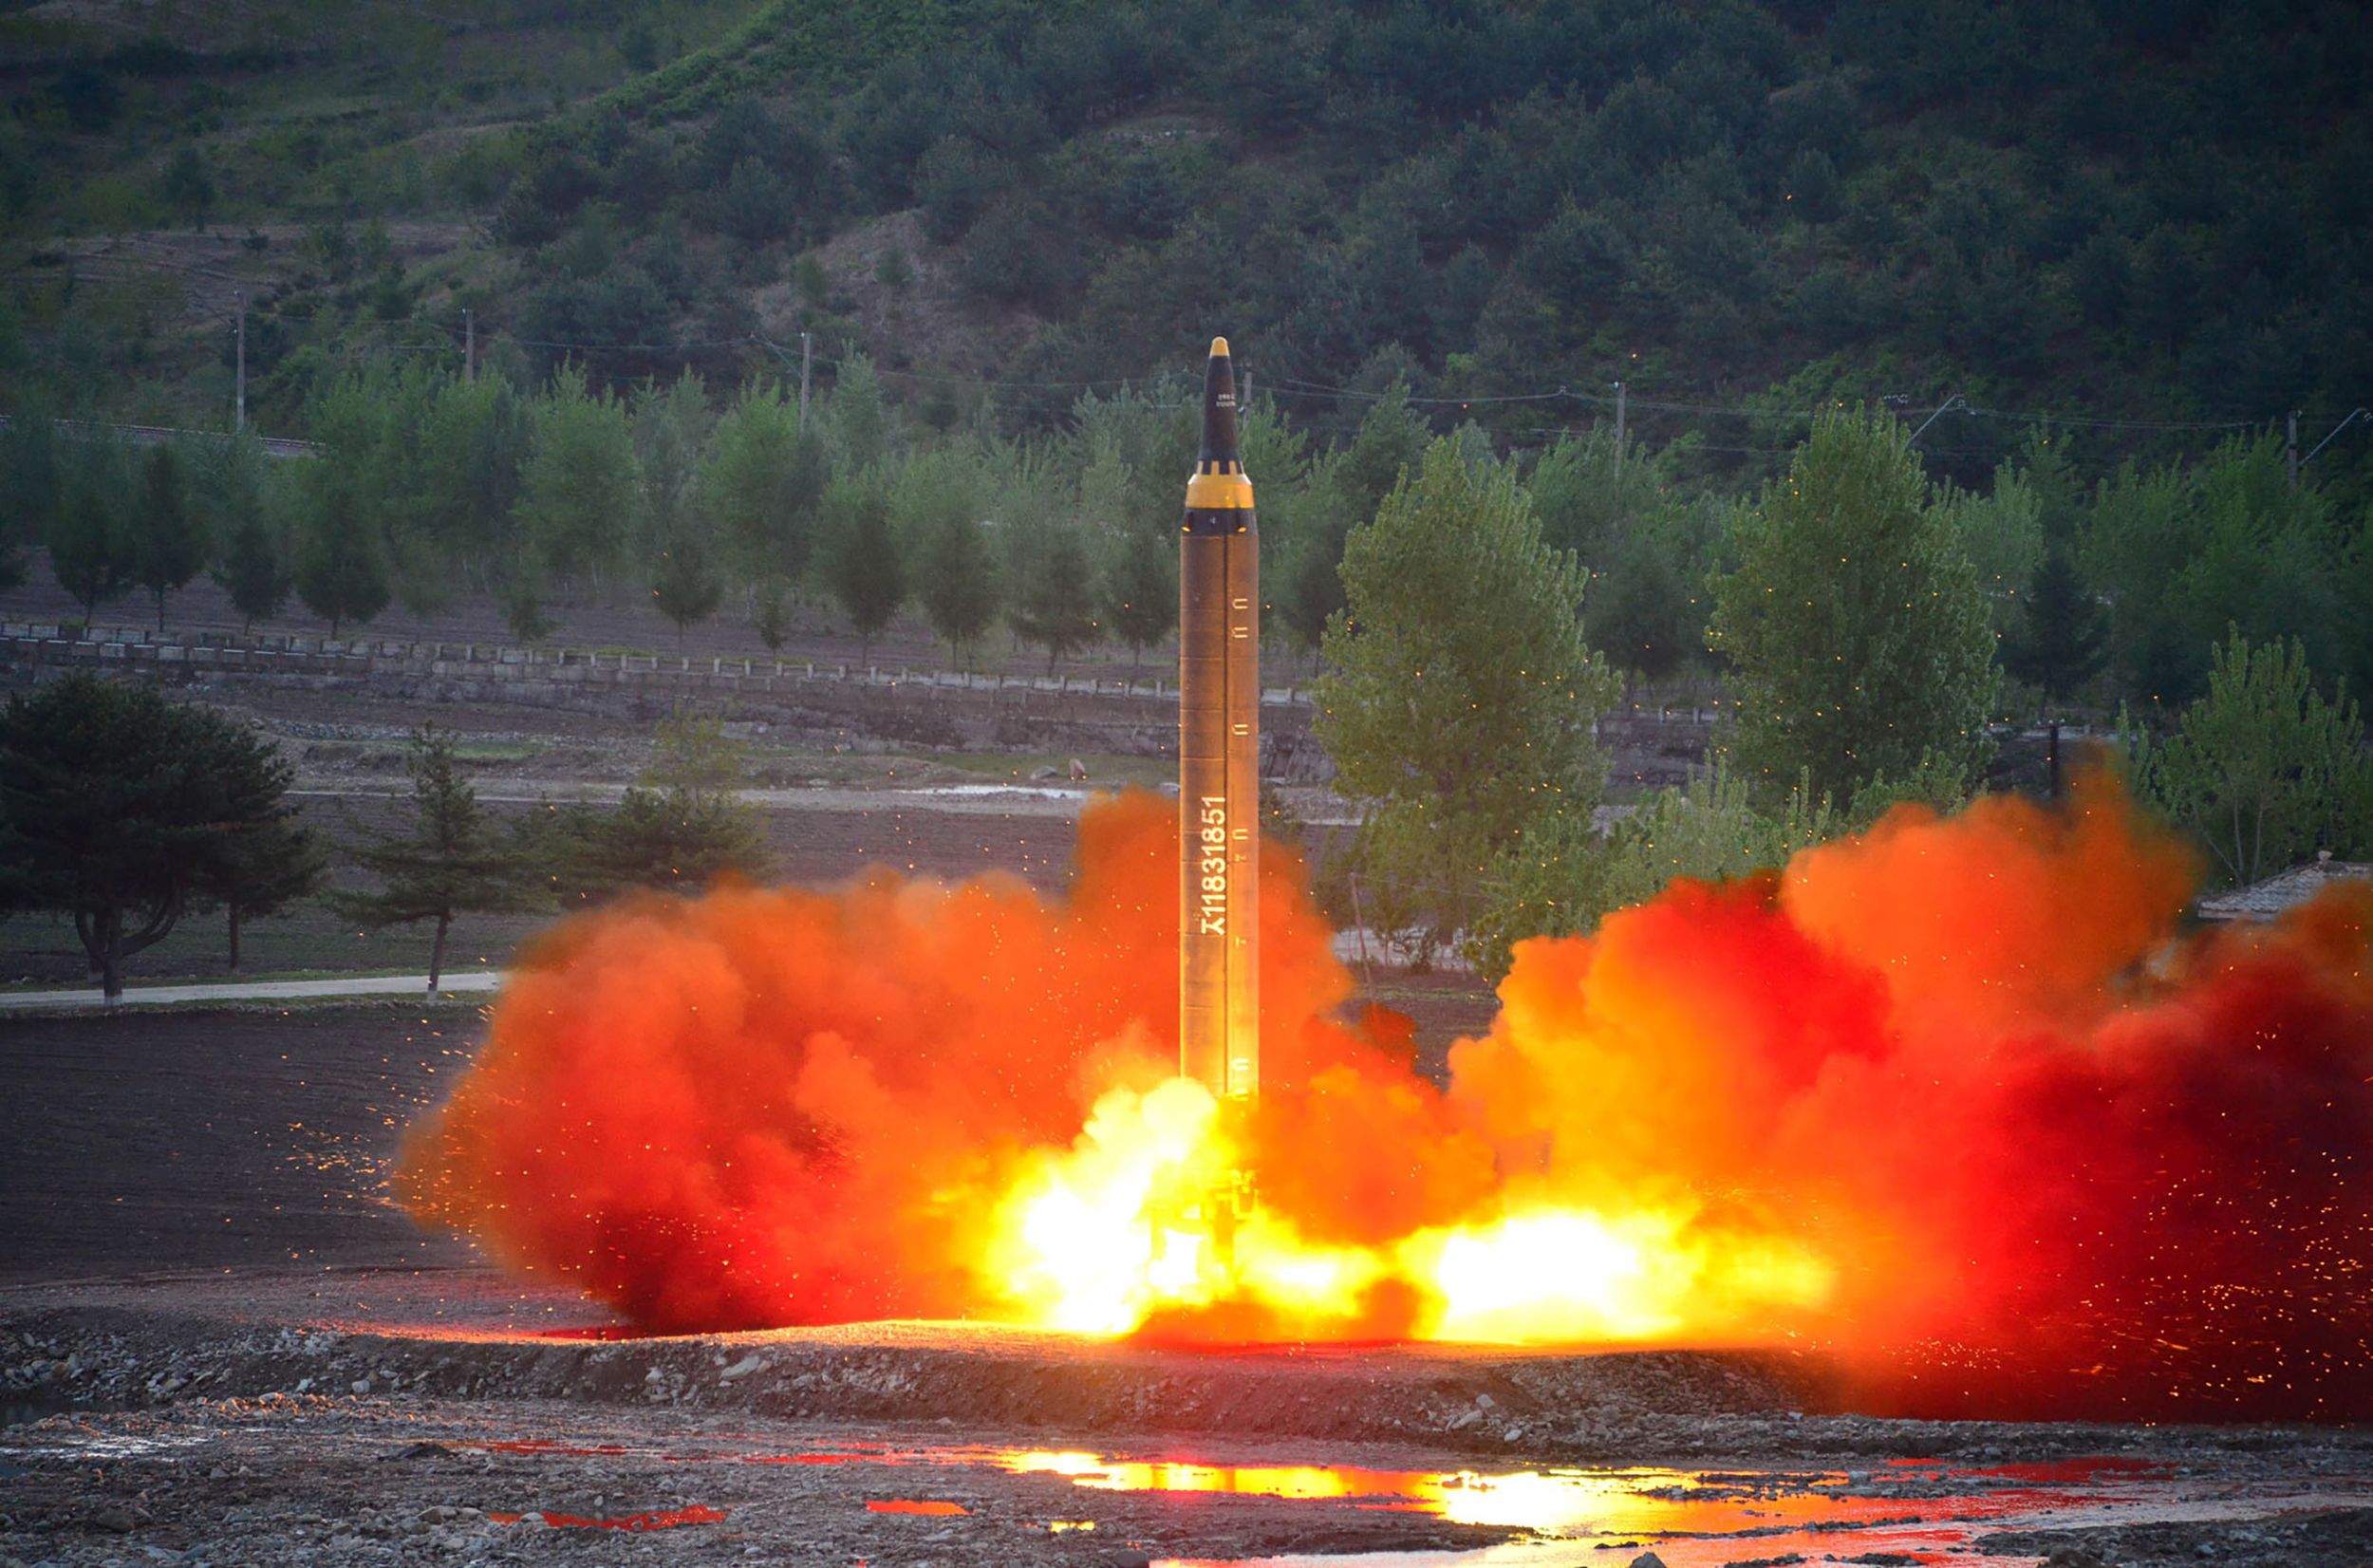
left=915, top=504, right=999, bottom=664
left=214, top=513, right=294, bottom=630
left=1709, top=409, right=2000, bottom=803
left=825, top=354, right=893, bottom=476
left=751, top=573, right=792, bottom=651
left=2003, top=544, right=2107, bottom=706
left=1529, top=430, right=1721, bottom=684
left=1009, top=523, right=1101, bottom=672
left=48, top=475, right=133, bottom=623
left=701, top=377, right=830, bottom=580
left=1315, top=440, right=1620, bottom=960
left=823, top=481, right=904, bottom=663
left=649, top=532, right=723, bottom=646
left=127, top=444, right=206, bottom=629
left=1468, top=762, right=1840, bottom=979
left=1099, top=529, right=1173, bottom=669
left=336, top=725, right=544, bottom=992
left=0, top=676, right=304, bottom=999
left=534, top=709, right=769, bottom=905
left=2123, top=632, right=2372, bottom=888
left=291, top=458, right=390, bottom=639
left=512, top=364, right=641, bottom=585
left=192, top=807, right=326, bottom=972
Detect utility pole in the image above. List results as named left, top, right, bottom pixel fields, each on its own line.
left=798, top=330, right=813, bottom=431
left=2287, top=409, right=2300, bottom=490
left=464, top=308, right=476, bottom=384
left=234, top=291, right=246, bottom=433
left=1612, top=380, right=1626, bottom=476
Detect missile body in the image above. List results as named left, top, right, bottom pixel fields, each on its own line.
left=1179, top=338, right=1259, bottom=1103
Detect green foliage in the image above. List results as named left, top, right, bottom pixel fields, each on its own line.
left=2003, top=544, right=2107, bottom=706
left=2123, top=632, right=2372, bottom=888
left=290, top=457, right=390, bottom=639
left=1529, top=430, right=1721, bottom=682
left=534, top=707, right=770, bottom=905
left=2079, top=436, right=2348, bottom=711
left=335, top=725, right=545, bottom=990
left=192, top=804, right=327, bottom=972
left=0, top=675, right=305, bottom=999
left=1316, top=439, right=1620, bottom=959
left=1467, top=762, right=1840, bottom=980
left=513, top=364, right=642, bottom=583
left=751, top=573, right=792, bottom=650
left=700, top=377, right=828, bottom=579
left=127, top=443, right=205, bottom=629
left=1710, top=409, right=2000, bottom=804
left=158, top=146, right=215, bottom=229
left=822, top=478, right=904, bottom=661
left=824, top=354, right=893, bottom=476
left=649, top=532, right=723, bottom=645
left=214, top=510, right=293, bottom=630
left=47, top=453, right=134, bottom=621
left=897, top=448, right=999, bottom=662
left=1007, top=520, right=1100, bottom=672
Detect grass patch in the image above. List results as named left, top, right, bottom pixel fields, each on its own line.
left=452, top=739, right=545, bottom=763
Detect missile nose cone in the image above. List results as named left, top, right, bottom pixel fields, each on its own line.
left=1199, top=336, right=1241, bottom=468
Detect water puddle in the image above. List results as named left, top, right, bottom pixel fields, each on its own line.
left=436, top=1428, right=2371, bottom=1563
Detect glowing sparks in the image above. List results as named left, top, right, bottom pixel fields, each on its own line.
left=400, top=780, right=2373, bottom=1420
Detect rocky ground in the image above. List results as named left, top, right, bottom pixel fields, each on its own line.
left=2, top=1297, right=2369, bottom=1567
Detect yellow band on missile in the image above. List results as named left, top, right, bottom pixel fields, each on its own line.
left=1185, top=470, right=1255, bottom=508
left=1210, top=336, right=1230, bottom=357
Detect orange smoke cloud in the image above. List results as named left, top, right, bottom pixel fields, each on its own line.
left=398, top=776, right=2373, bottom=1421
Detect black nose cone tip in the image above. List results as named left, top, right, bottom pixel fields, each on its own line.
left=1200, top=336, right=1240, bottom=467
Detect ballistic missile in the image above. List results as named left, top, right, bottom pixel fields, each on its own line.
left=1179, top=337, right=1259, bottom=1104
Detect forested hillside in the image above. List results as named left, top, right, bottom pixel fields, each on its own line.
left=4, top=0, right=2369, bottom=484
left=1, top=1, right=2369, bottom=727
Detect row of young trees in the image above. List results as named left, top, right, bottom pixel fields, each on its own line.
left=10, top=348, right=2361, bottom=720
left=0, top=677, right=770, bottom=999
left=1315, top=412, right=2373, bottom=973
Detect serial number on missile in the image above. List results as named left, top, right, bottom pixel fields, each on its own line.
left=1197, top=795, right=1227, bottom=936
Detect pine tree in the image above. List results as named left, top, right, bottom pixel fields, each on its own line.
left=0, top=676, right=307, bottom=999
left=335, top=725, right=545, bottom=992
left=2004, top=545, right=2108, bottom=705
left=649, top=532, right=722, bottom=647
left=48, top=477, right=133, bottom=624
left=751, top=574, right=792, bottom=651
left=915, top=506, right=998, bottom=665
left=1011, top=525, right=1102, bottom=673
left=292, top=460, right=390, bottom=640
left=128, top=444, right=206, bottom=630
left=214, top=513, right=294, bottom=630
left=1099, top=528, right=1173, bottom=670
left=826, top=487, right=905, bottom=664
left=194, top=810, right=327, bottom=971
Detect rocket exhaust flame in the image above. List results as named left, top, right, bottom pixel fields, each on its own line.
left=399, top=771, right=2373, bottom=1420
left=399, top=638, right=2371, bottom=1416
